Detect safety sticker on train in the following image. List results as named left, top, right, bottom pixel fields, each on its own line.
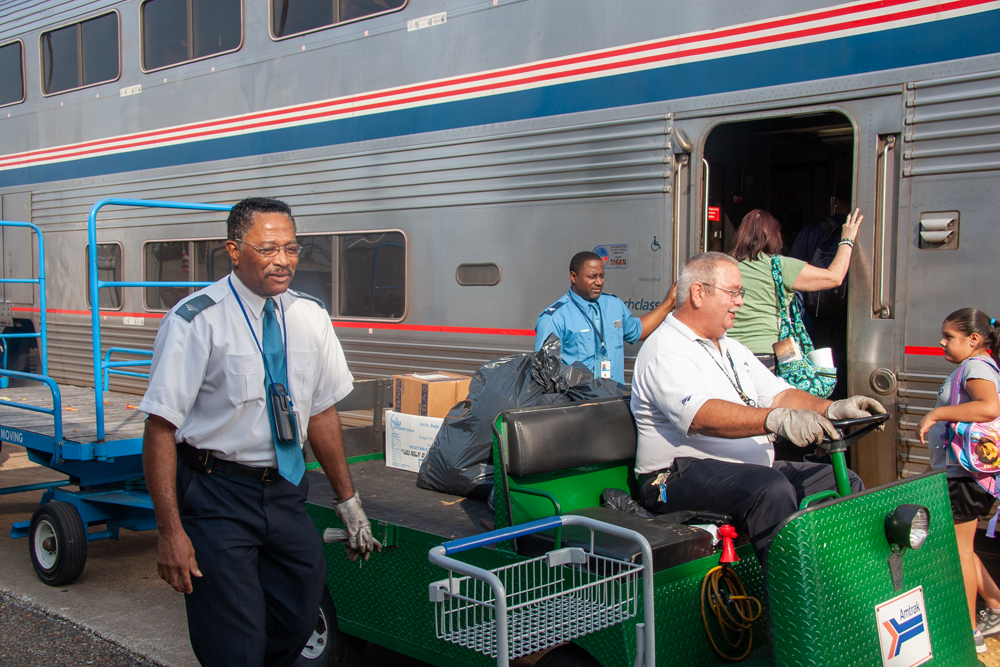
left=876, top=586, right=932, bottom=667
left=593, top=244, right=627, bottom=269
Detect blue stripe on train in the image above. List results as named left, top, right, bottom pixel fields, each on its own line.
left=4, top=8, right=1000, bottom=188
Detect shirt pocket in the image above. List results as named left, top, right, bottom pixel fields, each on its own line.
left=226, top=353, right=266, bottom=407
left=287, top=349, right=318, bottom=410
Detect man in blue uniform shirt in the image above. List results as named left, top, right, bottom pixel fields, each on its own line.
left=535, top=251, right=676, bottom=383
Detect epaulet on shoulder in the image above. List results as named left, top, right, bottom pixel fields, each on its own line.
left=603, top=293, right=618, bottom=300
left=288, top=289, right=327, bottom=310
left=541, top=301, right=566, bottom=316
left=174, top=294, right=219, bottom=323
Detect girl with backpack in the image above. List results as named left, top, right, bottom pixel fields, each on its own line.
left=917, top=308, right=1000, bottom=653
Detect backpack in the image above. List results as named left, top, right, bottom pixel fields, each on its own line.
left=945, top=357, right=1000, bottom=535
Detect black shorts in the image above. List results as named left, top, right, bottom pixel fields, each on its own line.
left=948, top=476, right=996, bottom=523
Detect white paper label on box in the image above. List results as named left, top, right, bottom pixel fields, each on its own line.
left=411, top=373, right=452, bottom=380
left=386, top=410, right=443, bottom=473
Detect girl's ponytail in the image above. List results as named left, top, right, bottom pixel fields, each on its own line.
left=944, top=308, right=1000, bottom=365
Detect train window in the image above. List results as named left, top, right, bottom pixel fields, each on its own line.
left=289, top=235, right=333, bottom=311
left=41, top=12, right=120, bottom=95
left=271, top=0, right=407, bottom=39
left=0, top=41, right=24, bottom=108
left=141, top=0, right=242, bottom=72
left=144, top=240, right=232, bottom=311
left=338, top=232, right=405, bottom=319
left=85, top=244, right=123, bottom=310
left=456, top=263, right=500, bottom=286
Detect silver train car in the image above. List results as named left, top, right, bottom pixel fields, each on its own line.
left=0, top=0, right=997, bottom=488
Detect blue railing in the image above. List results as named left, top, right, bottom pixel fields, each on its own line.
left=88, top=199, right=231, bottom=441
left=0, top=221, right=49, bottom=387
left=102, top=348, right=154, bottom=390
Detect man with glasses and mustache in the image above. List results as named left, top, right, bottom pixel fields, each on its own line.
left=140, top=197, right=380, bottom=666
left=631, top=252, right=884, bottom=562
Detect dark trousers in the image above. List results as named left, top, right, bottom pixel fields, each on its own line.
left=177, top=460, right=326, bottom=667
left=640, top=457, right=863, bottom=561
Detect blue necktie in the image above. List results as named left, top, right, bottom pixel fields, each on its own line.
left=263, top=298, right=305, bottom=485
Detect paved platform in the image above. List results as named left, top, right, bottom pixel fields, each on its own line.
left=0, top=444, right=438, bottom=666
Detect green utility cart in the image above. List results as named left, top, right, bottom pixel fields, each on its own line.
left=301, top=397, right=976, bottom=667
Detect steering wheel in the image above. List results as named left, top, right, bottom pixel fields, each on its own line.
left=818, top=413, right=891, bottom=454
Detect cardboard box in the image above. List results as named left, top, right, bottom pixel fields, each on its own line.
left=385, top=410, right=443, bottom=473
left=392, top=372, right=472, bottom=418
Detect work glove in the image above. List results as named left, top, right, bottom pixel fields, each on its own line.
left=765, top=408, right=840, bottom=447
left=329, top=492, right=382, bottom=562
left=825, top=395, right=887, bottom=421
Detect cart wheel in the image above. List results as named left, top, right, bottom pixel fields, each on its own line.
left=28, top=501, right=87, bottom=586
left=294, top=588, right=366, bottom=667
left=535, top=644, right=601, bottom=667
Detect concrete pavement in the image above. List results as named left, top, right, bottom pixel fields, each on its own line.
left=0, top=444, right=195, bottom=666
left=0, top=445, right=436, bottom=667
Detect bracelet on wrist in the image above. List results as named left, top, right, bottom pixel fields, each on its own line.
left=838, top=238, right=855, bottom=248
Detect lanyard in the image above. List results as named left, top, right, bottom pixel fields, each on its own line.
left=228, top=276, right=289, bottom=392
left=695, top=340, right=757, bottom=408
left=568, top=291, right=607, bottom=357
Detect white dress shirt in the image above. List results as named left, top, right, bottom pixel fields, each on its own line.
left=631, top=313, right=793, bottom=474
left=139, top=272, right=354, bottom=467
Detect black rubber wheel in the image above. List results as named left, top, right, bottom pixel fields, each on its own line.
left=535, top=644, right=602, bottom=667
left=293, top=588, right=367, bottom=667
left=28, top=501, right=87, bottom=586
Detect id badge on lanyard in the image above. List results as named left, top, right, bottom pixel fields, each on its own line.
left=601, top=359, right=612, bottom=379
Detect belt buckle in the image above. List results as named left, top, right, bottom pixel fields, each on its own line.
left=262, top=467, right=270, bottom=482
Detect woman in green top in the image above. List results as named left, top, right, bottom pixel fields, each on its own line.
left=728, top=208, right=863, bottom=368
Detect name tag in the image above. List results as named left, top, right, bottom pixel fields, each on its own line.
left=614, top=319, right=622, bottom=329
left=601, top=359, right=612, bottom=379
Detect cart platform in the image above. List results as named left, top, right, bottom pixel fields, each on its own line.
left=0, top=385, right=145, bottom=443
left=306, top=461, right=492, bottom=541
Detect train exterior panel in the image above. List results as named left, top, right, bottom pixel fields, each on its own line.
left=1, top=0, right=998, bottom=486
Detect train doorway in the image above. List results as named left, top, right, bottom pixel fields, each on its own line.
left=702, top=112, right=856, bottom=453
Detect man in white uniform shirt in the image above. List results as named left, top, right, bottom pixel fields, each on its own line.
left=141, top=198, right=380, bottom=666
left=631, top=252, right=884, bottom=561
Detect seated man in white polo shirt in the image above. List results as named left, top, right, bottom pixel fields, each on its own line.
left=631, top=252, right=885, bottom=561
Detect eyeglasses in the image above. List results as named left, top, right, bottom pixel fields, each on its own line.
left=235, top=240, right=303, bottom=258
left=698, top=282, right=745, bottom=300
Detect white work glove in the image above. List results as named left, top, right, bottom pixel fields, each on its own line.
left=329, top=492, right=382, bottom=562
left=825, top=395, right=887, bottom=421
left=765, top=408, right=840, bottom=447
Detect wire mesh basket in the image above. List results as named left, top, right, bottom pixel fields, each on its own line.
left=431, top=546, right=642, bottom=660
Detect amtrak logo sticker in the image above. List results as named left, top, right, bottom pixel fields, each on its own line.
left=593, top=244, right=627, bottom=269
left=876, top=587, right=932, bottom=667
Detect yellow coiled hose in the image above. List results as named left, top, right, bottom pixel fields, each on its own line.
left=700, top=564, right=763, bottom=662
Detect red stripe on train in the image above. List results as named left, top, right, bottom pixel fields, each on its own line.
left=905, top=346, right=945, bottom=356
left=11, top=307, right=535, bottom=337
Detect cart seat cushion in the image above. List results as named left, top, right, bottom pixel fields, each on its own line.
left=521, top=507, right=717, bottom=572
left=505, top=398, right=636, bottom=477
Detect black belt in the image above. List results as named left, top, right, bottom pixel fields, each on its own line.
left=177, top=441, right=281, bottom=483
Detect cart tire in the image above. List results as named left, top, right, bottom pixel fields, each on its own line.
left=294, top=588, right=366, bottom=667
left=28, top=501, right=87, bottom=586
left=535, top=644, right=602, bottom=667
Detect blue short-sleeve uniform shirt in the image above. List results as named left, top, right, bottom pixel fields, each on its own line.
left=534, top=290, right=642, bottom=383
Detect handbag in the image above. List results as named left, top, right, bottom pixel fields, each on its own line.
left=769, top=256, right=836, bottom=398
left=944, top=357, right=1000, bottom=534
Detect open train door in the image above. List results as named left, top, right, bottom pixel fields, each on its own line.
left=670, top=89, right=904, bottom=488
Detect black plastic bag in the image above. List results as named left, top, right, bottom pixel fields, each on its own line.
left=601, top=488, right=655, bottom=519
left=416, top=335, right=627, bottom=499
